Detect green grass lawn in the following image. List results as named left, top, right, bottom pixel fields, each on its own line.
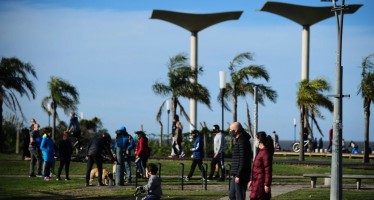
left=0, top=153, right=373, bottom=199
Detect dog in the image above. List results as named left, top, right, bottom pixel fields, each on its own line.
left=89, top=168, right=110, bottom=185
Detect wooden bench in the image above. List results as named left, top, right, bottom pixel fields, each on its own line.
left=303, top=173, right=374, bottom=190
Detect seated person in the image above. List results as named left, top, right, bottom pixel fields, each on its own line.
left=135, top=163, right=162, bottom=200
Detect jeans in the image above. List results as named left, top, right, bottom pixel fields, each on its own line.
left=124, top=156, right=132, bottom=182
left=57, top=157, right=71, bottom=178
left=229, top=178, right=247, bottom=200
left=29, top=147, right=42, bottom=176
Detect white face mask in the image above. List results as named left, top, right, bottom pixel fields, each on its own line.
left=254, top=139, right=259, bottom=148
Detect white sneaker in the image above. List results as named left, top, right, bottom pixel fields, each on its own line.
left=183, top=176, right=189, bottom=181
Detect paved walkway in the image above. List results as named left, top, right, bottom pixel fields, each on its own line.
left=219, top=184, right=305, bottom=200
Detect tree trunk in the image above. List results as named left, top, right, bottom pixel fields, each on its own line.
left=363, top=98, right=371, bottom=163
left=0, top=99, right=4, bottom=152
left=299, top=106, right=305, bottom=161
left=52, top=101, right=57, bottom=141
left=233, top=94, right=238, bottom=122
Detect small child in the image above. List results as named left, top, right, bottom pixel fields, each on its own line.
left=135, top=163, right=162, bottom=200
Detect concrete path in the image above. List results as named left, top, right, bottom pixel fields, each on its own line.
left=219, top=184, right=305, bottom=200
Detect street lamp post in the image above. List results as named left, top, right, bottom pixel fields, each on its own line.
left=151, top=10, right=242, bottom=132
left=219, top=71, right=226, bottom=133
left=293, top=118, right=297, bottom=143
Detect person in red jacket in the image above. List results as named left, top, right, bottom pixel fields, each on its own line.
left=248, top=131, right=274, bottom=200
left=135, top=131, right=151, bottom=178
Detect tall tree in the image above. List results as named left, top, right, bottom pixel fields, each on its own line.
left=0, top=57, right=37, bottom=152
left=224, top=52, right=277, bottom=124
left=357, top=53, right=374, bottom=163
left=297, top=78, right=333, bottom=161
left=41, top=76, right=79, bottom=140
left=153, top=53, right=211, bottom=143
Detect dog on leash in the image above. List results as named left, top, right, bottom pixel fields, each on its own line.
left=89, top=168, right=110, bottom=185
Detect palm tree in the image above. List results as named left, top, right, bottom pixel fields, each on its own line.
left=297, top=78, right=333, bottom=161
left=357, top=53, right=374, bottom=163
left=41, top=76, right=79, bottom=140
left=224, top=52, right=277, bottom=124
left=153, top=53, right=211, bottom=144
left=0, top=57, right=37, bottom=152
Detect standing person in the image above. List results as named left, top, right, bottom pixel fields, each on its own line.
left=272, top=131, right=281, bottom=151
left=28, top=118, right=43, bottom=177
left=208, top=124, right=225, bottom=181
left=85, top=132, right=116, bottom=186
left=22, top=128, right=31, bottom=160
left=135, top=131, right=151, bottom=178
left=170, top=121, right=185, bottom=158
left=40, top=127, right=55, bottom=181
left=56, top=131, right=73, bottom=181
left=67, top=111, right=81, bottom=151
left=168, top=115, right=180, bottom=158
left=120, top=126, right=135, bottom=183
left=135, top=163, right=163, bottom=200
left=328, top=126, right=333, bottom=152
left=184, top=130, right=206, bottom=181
left=229, top=122, right=253, bottom=200
left=248, top=131, right=274, bottom=200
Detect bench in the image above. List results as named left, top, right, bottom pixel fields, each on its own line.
left=303, top=173, right=374, bottom=190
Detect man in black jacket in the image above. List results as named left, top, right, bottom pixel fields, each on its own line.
left=85, top=132, right=116, bottom=186
left=229, top=122, right=253, bottom=200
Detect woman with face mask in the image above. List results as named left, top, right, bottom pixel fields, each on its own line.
left=248, top=131, right=274, bottom=200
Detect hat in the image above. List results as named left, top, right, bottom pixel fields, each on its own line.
left=119, top=126, right=126, bottom=132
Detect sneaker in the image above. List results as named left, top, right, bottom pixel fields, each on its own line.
left=44, top=177, right=50, bottom=181
left=29, top=174, right=36, bottom=178
left=65, top=178, right=71, bottom=181
left=183, top=176, right=189, bottom=181
left=56, top=177, right=61, bottom=181
left=201, top=178, right=207, bottom=181
left=180, top=152, right=185, bottom=158
left=37, top=174, right=43, bottom=177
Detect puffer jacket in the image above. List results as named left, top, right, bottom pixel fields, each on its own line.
left=250, top=146, right=272, bottom=199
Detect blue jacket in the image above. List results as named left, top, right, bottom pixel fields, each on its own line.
left=113, top=134, right=135, bottom=154
left=190, top=135, right=204, bottom=159
left=40, top=135, right=55, bottom=163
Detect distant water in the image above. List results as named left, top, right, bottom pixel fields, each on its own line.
left=278, top=140, right=374, bottom=152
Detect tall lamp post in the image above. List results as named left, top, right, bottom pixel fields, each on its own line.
left=219, top=71, right=226, bottom=133
left=151, top=10, right=242, bottom=132
left=260, top=1, right=361, bottom=162
left=166, top=100, right=170, bottom=146
left=293, top=118, right=297, bottom=143
left=320, top=1, right=362, bottom=199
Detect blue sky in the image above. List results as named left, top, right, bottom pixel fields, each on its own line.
left=1, top=0, right=373, bottom=142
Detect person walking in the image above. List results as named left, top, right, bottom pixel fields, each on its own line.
left=85, top=132, right=116, bottom=186
left=40, top=127, right=55, bottom=181
left=248, top=131, right=274, bottom=200
left=135, top=131, right=151, bottom=178
left=171, top=121, right=185, bottom=158
left=184, top=130, right=206, bottom=181
left=28, top=118, right=43, bottom=177
left=208, top=124, right=225, bottom=181
left=56, top=131, right=73, bottom=181
left=229, top=122, right=253, bottom=200
left=169, top=115, right=181, bottom=158
left=328, top=126, right=333, bottom=152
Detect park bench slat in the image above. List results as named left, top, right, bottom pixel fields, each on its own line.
left=303, top=173, right=374, bottom=190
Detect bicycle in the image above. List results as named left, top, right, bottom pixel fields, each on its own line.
left=292, top=140, right=310, bottom=152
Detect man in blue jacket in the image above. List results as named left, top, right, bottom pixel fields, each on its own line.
left=184, top=130, right=206, bottom=181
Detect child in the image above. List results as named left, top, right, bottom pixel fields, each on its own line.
left=135, top=163, right=162, bottom=200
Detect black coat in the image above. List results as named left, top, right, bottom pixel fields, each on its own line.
left=86, top=135, right=114, bottom=161
left=58, top=139, right=73, bottom=159
left=231, top=130, right=253, bottom=185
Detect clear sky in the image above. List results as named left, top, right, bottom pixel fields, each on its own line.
left=1, top=0, right=373, bottom=142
